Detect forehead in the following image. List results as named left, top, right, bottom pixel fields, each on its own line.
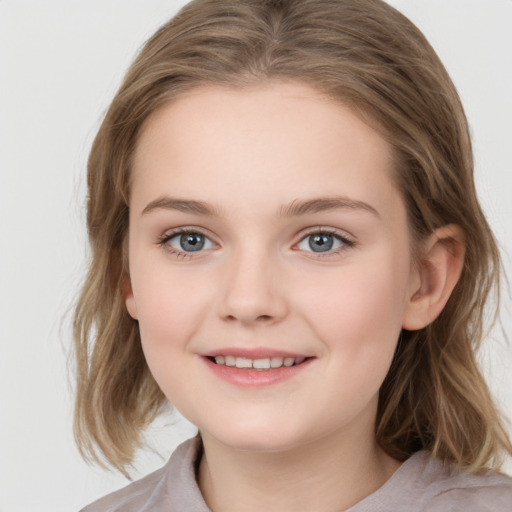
left=130, top=82, right=400, bottom=219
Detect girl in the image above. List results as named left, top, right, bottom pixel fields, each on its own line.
left=74, top=0, right=512, bottom=510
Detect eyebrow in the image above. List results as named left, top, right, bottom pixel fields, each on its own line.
left=142, top=197, right=220, bottom=216
left=279, top=196, right=380, bottom=218
left=141, top=195, right=380, bottom=218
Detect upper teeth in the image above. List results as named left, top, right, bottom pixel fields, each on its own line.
left=214, top=355, right=305, bottom=370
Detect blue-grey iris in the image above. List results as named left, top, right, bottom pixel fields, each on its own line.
left=180, top=233, right=205, bottom=252
left=309, top=234, right=334, bottom=252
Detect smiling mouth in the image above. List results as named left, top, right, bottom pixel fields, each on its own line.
left=208, top=355, right=308, bottom=370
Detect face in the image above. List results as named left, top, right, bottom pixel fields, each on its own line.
left=126, top=82, right=419, bottom=453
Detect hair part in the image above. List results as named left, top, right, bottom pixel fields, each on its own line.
left=73, top=0, right=511, bottom=474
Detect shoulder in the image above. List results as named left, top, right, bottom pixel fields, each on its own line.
left=349, top=451, right=512, bottom=512
left=79, top=437, right=208, bottom=512
left=421, top=457, right=512, bottom=512
left=79, top=463, right=169, bottom=512
left=402, top=451, right=512, bottom=512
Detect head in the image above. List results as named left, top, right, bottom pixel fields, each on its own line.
left=74, top=0, right=510, bottom=474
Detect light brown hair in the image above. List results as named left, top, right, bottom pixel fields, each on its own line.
left=73, top=0, right=511, bottom=474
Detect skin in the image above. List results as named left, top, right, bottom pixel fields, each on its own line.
left=125, top=82, right=464, bottom=511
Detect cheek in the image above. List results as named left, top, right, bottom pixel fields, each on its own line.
left=131, top=271, right=209, bottom=408
left=299, top=256, right=409, bottom=365
left=131, top=266, right=211, bottom=354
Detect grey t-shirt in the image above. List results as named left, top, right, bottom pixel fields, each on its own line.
left=80, top=437, right=512, bottom=511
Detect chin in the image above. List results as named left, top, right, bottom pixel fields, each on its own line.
left=201, top=419, right=312, bottom=454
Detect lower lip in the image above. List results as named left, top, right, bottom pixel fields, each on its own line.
left=203, top=357, right=313, bottom=387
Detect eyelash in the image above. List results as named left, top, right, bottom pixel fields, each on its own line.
left=157, top=227, right=356, bottom=259
left=157, top=228, right=215, bottom=260
left=296, top=228, right=356, bottom=258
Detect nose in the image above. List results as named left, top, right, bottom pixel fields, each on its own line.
left=218, top=247, right=288, bottom=326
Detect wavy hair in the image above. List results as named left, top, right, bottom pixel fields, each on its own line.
left=73, top=0, right=511, bottom=474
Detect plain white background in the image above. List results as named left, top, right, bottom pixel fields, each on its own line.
left=0, top=1, right=511, bottom=510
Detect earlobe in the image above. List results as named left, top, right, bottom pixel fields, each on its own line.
left=402, top=224, right=465, bottom=331
left=122, top=274, right=139, bottom=320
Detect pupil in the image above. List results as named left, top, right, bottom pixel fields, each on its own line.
left=309, top=234, right=333, bottom=252
left=181, top=233, right=204, bottom=252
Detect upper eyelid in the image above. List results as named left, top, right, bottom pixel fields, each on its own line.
left=297, top=226, right=355, bottom=242
left=159, top=226, right=217, bottom=242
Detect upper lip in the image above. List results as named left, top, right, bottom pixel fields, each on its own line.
left=201, top=347, right=312, bottom=359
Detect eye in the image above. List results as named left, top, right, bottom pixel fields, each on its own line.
left=296, top=231, right=353, bottom=253
left=163, top=230, right=216, bottom=253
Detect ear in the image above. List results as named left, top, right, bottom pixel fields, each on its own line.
left=122, top=273, right=139, bottom=320
left=402, top=224, right=465, bottom=331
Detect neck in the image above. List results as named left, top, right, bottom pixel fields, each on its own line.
left=197, top=419, right=401, bottom=512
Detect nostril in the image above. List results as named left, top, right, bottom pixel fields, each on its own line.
left=256, top=314, right=273, bottom=322
left=223, top=314, right=274, bottom=323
